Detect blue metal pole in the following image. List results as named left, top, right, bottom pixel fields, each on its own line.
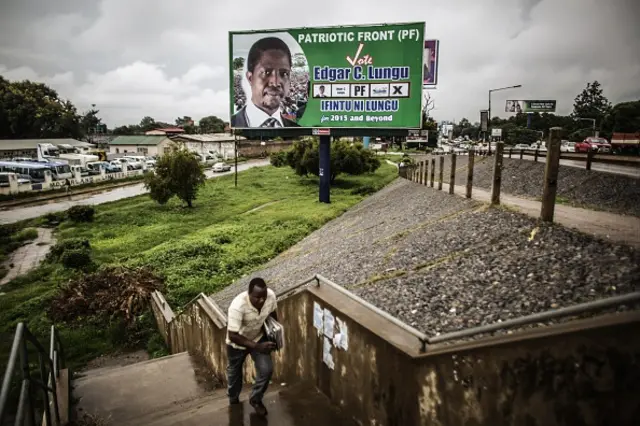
left=527, top=113, right=532, bottom=129
left=319, top=136, right=331, bottom=203
left=363, top=136, right=370, bottom=149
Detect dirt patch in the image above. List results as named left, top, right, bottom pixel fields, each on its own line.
left=48, top=266, right=163, bottom=324
left=81, top=350, right=150, bottom=372
left=190, top=351, right=224, bottom=391
left=0, top=228, right=55, bottom=285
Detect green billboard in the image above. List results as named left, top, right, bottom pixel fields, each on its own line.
left=229, top=22, right=425, bottom=129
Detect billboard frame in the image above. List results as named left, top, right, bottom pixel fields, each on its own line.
left=228, top=21, right=426, bottom=135
left=423, top=39, right=439, bottom=86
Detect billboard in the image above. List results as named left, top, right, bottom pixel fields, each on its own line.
left=491, top=128, right=502, bottom=137
left=505, top=100, right=557, bottom=113
left=423, top=39, right=439, bottom=86
left=229, top=22, right=425, bottom=129
left=480, top=110, right=489, bottom=132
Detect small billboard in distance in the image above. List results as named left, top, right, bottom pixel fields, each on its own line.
left=505, top=100, right=557, bottom=113
left=423, top=39, right=439, bottom=86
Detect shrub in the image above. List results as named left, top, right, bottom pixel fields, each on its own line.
left=12, top=227, right=39, bottom=243
left=47, top=238, right=91, bottom=263
left=60, top=248, right=92, bottom=269
left=67, top=205, right=95, bottom=222
left=44, top=211, right=66, bottom=225
left=144, top=148, right=205, bottom=207
left=284, top=138, right=381, bottom=183
left=269, top=151, right=287, bottom=167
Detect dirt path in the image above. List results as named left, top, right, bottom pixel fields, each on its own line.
left=1, top=228, right=55, bottom=285
left=443, top=182, right=640, bottom=248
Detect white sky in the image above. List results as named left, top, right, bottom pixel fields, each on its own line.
left=0, top=0, right=638, bottom=126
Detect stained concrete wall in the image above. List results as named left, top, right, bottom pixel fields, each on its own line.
left=150, top=287, right=640, bottom=426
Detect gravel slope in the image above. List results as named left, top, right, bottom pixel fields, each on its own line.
left=416, top=155, right=640, bottom=217
left=212, top=179, right=640, bottom=337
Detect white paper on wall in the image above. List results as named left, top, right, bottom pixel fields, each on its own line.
left=313, top=302, right=324, bottom=331
left=333, top=317, right=349, bottom=351
left=323, top=308, right=335, bottom=339
left=323, top=336, right=335, bottom=370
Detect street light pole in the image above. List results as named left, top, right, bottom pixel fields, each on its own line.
left=576, top=117, right=596, bottom=137
left=488, top=84, right=522, bottom=154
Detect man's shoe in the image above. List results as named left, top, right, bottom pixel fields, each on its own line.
left=250, top=399, right=268, bottom=416
left=229, top=397, right=240, bottom=405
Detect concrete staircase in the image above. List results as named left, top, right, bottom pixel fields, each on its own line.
left=73, top=352, right=353, bottom=426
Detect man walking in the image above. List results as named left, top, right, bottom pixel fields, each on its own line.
left=226, top=277, right=278, bottom=416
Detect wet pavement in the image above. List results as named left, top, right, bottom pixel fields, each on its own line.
left=0, top=228, right=54, bottom=285
left=0, top=160, right=269, bottom=225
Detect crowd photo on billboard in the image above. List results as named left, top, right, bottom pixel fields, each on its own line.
left=231, top=32, right=308, bottom=128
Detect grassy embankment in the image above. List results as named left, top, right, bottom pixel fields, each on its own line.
left=0, top=163, right=397, bottom=371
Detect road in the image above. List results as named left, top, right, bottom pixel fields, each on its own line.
left=0, top=160, right=269, bottom=225
left=381, top=151, right=639, bottom=178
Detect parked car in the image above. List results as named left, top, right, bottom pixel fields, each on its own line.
left=584, top=137, right=611, bottom=153
left=212, top=162, right=232, bottom=172
left=574, top=140, right=594, bottom=153
left=514, top=144, right=530, bottom=150
left=87, top=161, right=122, bottom=175
left=112, top=159, right=135, bottom=171
left=560, top=141, right=575, bottom=153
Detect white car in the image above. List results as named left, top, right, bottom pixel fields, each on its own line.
left=560, top=141, right=575, bottom=153
left=212, top=162, right=232, bottom=172
left=514, top=144, right=530, bottom=150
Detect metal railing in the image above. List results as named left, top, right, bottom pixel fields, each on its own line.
left=0, top=323, right=65, bottom=426
left=274, top=274, right=640, bottom=353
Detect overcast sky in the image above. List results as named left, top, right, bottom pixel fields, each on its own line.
left=1, top=0, right=638, bottom=127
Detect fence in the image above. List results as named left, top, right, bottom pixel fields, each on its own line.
left=399, top=127, right=639, bottom=223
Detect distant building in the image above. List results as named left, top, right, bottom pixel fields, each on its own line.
left=145, top=127, right=185, bottom=136
left=108, top=135, right=173, bottom=156
left=170, top=134, right=238, bottom=160
left=0, top=138, right=95, bottom=159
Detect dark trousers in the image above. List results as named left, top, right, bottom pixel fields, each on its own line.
left=226, top=335, right=273, bottom=403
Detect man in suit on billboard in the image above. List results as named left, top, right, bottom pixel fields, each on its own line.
left=231, top=37, right=300, bottom=128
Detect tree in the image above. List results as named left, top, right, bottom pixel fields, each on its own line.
left=572, top=81, right=612, bottom=128
left=284, top=138, right=380, bottom=183
left=233, top=57, right=245, bottom=71
left=81, top=105, right=105, bottom=139
left=144, top=147, right=206, bottom=208
left=0, top=77, right=82, bottom=139
left=602, top=100, right=640, bottom=133
left=140, top=116, right=156, bottom=132
left=199, top=115, right=225, bottom=133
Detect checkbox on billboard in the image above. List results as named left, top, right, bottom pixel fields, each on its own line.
left=390, top=83, right=410, bottom=97
left=313, top=84, right=331, bottom=98
left=350, top=84, right=370, bottom=98
left=370, top=84, right=390, bottom=97
left=331, top=84, right=350, bottom=98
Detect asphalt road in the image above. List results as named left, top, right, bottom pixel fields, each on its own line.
left=0, top=160, right=269, bottom=225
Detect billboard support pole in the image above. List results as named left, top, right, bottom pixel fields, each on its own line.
left=319, top=135, right=331, bottom=204
left=234, top=135, right=238, bottom=188
left=363, top=136, right=370, bottom=149
left=527, top=113, right=532, bottom=129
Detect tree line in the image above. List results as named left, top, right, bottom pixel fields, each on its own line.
left=448, top=81, right=640, bottom=145
left=0, top=76, right=227, bottom=139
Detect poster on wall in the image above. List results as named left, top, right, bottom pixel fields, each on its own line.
left=229, top=22, right=425, bottom=129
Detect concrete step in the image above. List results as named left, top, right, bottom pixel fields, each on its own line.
left=144, top=382, right=355, bottom=426
left=74, top=352, right=215, bottom=425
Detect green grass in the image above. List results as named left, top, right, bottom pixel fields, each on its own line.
left=0, top=163, right=397, bottom=372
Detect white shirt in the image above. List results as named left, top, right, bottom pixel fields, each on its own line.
left=226, top=288, right=277, bottom=349
left=245, top=101, right=283, bottom=128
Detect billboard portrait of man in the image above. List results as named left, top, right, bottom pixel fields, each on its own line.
left=231, top=37, right=300, bottom=128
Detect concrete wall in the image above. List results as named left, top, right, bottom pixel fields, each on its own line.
left=150, top=286, right=640, bottom=426
left=237, top=140, right=293, bottom=158
left=109, top=145, right=160, bottom=156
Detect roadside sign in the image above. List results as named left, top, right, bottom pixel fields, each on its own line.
left=312, top=128, right=331, bottom=136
